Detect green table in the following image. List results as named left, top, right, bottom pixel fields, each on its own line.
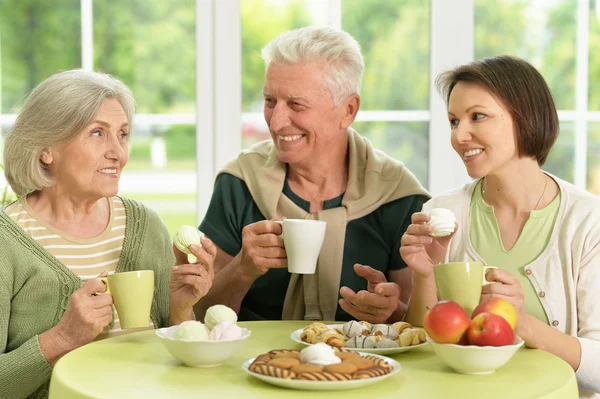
left=49, top=321, right=578, bottom=398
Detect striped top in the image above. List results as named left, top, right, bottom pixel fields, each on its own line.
left=5, top=196, right=152, bottom=338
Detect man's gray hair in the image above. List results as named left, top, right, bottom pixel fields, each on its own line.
left=3, top=69, right=135, bottom=196
left=261, top=26, right=364, bottom=106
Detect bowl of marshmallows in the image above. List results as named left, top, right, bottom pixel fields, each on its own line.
left=156, top=304, right=251, bottom=367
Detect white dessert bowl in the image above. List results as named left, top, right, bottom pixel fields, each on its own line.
left=156, top=324, right=251, bottom=367
left=427, top=335, right=524, bottom=375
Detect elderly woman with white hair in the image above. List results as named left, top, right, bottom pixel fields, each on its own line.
left=195, top=26, right=430, bottom=324
left=0, top=70, right=216, bottom=399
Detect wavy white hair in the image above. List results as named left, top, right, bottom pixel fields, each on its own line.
left=261, top=26, right=364, bottom=106
left=3, top=69, right=135, bottom=196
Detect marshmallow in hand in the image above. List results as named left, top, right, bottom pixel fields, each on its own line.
left=427, top=208, right=456, bottom=237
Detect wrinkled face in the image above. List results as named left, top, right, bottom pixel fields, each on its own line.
left=263, top=62, right=350, bottom=166
left=43, top=98, right=129, bottom=199
left=448, top=81, right=518, bottom=179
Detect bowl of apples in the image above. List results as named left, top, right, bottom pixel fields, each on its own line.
left=424, top=299, right=524, bottom=375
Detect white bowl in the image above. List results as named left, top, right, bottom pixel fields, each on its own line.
left=156, top=325, right=251, bottom=367
left=427, top=336, right=525, bottom=375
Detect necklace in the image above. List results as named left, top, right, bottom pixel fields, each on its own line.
left=482, top=174, right=548, bottom=211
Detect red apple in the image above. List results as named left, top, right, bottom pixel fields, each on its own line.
left=424, top=300, right=470, bottom=344
left=472, top=298, right=518, bottom=330
left=467, top=312, right=515, bottom=347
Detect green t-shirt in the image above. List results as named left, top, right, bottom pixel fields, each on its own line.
left=200, top=173, right=428, bottom=321
left=469, top=180, right=561, bottom=323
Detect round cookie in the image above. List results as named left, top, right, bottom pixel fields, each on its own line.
left=291, top=363, right=323, bottom=374
left=252, top=364, right=297, bottom=379
left=353, top=366, right=390, bottom=379
left=297, top=372, right=352, bottom=381
left=345, top=357, right=375, bottom=370
left=272, top=351, right=301, bottom=360
left=324, top=362, right=358, bottom=374
left=268, top=357, right=301, bottom=369
left=336, top=351, right=361, bottom=361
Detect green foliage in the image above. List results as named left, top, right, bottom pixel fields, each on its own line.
left=240, top=0, right=311, bottom=111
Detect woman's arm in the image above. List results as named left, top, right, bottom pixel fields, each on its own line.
left=0, top=287, right=51, bottom=399
left=519, top=314, right=581, bottom=369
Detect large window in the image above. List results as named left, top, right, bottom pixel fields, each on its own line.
left=1, top=0, right=598, bottom=228
left=475, top=0, right=600, bottom=193
left=0, top=0, right=198, bottom=235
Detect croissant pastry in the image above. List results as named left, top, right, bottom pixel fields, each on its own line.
left=391, top=321, right=412, bottom=335
left=301, top=323, right=331, bottom=343
left=315, top=330, right=346, bottom=348
left=396, top=328, right=425, bottom=347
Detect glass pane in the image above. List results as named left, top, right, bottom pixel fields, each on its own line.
left=94, top=0, right=196, bottom=113
left=474, top=0, right=576, bottom=110
left=587, top=122, right=600, bottom=193
left=545, top=121, right=575, bottom=183
left=121, top=123, right=196, bottom=235
left=352, top=121, right=429, bottom=187
left=241, top=0, right=316, bottom=112
left=589, top=3, right=600, bottom=110
left=93, top=1, right=198, bottom=233
left=0, top=0, right=81, bottom=113
left=342, top=0, right=430, bottom=110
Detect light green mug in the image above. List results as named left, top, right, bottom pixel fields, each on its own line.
left=98, top=270, right=154, bottom=329
left=434, top=261, right=497, bottom=316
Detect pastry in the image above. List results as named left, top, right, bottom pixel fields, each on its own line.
left=371, top=324, right=399, bottom=340
left=315, top=330, right=346, bottom=348
left=300, top=323, right=330, bottom=343
left=342, top=320, right=370, bottom=338
left=345, top=335, right=376, bottom=349
left=374, top=337, right=400, bottom=349
left=397, top=328, right=426, bottom=347
left=390, top=321, right=412, bottom=335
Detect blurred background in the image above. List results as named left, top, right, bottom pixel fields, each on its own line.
left=1, top=0, right=599, bottom=235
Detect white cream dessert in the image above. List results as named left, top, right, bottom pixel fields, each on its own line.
left=173, top=225, right=203, bottom=254
left=204, top=304, right=238, bottom=330
left=175, top=320, right=209, bottom=340
left=427, top=208, right=456, bottom=237
left=208, top=321, right=245, bottom=340
left=299, top=343, right=341, bottom=365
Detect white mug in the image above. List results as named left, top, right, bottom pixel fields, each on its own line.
left=275, top=219, right=326, bottom=274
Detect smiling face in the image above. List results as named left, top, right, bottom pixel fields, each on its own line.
left=42, top=98, right=130, bottom=199
left=263, top=62, right=354, bottom=166
left=448, top=81, right=518, bottom=179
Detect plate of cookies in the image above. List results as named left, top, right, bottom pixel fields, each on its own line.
left=243, top=343, right=400, bottom=391
left=290, top=320, right=428, bottom=354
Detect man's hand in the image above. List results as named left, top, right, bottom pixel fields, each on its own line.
left=239, top=220, right=287, bottom=278
left=338, top=264, right=402, bottom=323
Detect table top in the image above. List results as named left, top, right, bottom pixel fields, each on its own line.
left=49, top=320, right=578, bottom=399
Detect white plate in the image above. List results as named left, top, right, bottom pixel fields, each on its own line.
left=290, top=325, right=428, bottom=355
left=242, top=352, right=401, bottom=391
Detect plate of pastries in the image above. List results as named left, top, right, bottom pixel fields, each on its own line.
left=243, top=343, right=400, bottom=391
left=290, top=320, right=428, bottom=354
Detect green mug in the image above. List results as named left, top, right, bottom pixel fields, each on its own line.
left=433, top=262, right=497, bottom=316
left=98, top=270, right=154, bottom=329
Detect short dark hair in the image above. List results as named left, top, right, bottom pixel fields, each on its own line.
left=436, top=55, right=558, bottom=166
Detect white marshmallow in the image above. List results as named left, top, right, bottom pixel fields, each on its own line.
left=427, top=208, right=456, bottom=237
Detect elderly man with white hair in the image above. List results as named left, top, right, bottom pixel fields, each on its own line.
left=196, top=26, right=429, bottom=323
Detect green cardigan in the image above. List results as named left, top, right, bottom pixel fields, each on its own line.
left=0, top=196, right=175, bottom=399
